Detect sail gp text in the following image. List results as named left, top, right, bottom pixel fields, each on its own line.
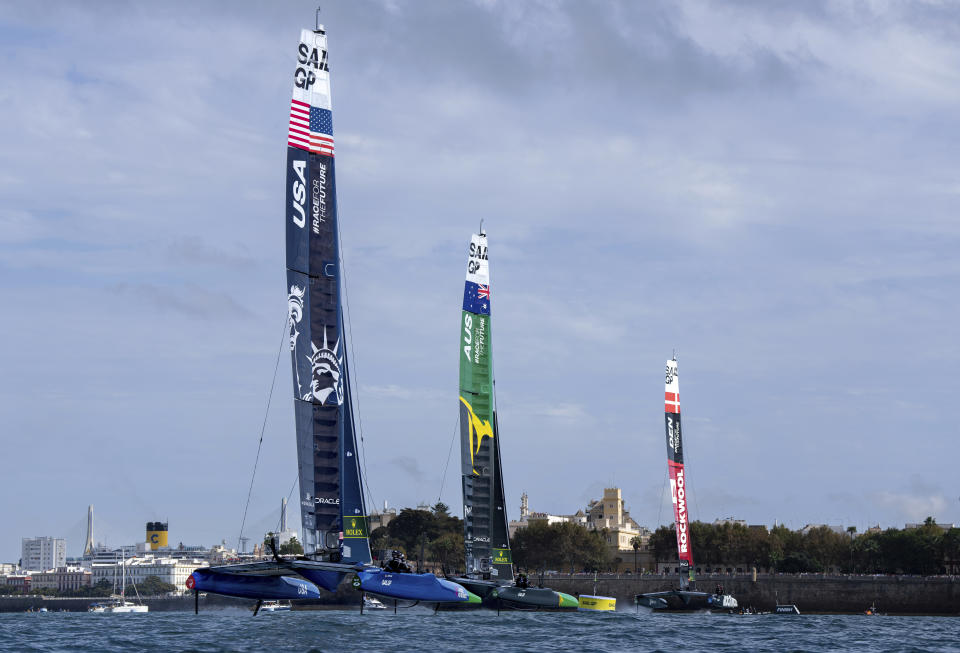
left=294, top=42, right=328, bottom=90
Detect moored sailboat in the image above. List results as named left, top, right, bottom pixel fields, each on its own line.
left=445, top=230, right=578, bottom=611
left=635, top=357, right=738, bottom=613
left=103, top=550, right=149, bottom=613
left=188, top=16, right=478, bottom=610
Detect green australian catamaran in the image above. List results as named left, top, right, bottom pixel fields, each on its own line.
left=446, top=230, right=578, bottom=611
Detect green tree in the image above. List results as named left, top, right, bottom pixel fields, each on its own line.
left=279, top=536, right=304, bottom=555
left=369, top=526, right=390, bottom=556
left=388, top=509, right=438, bottom=552
left=650, top=526, right=676, bottom=564
left=630, top=535, right=643, bottom=575
left=131, top=575, right=177, bottom=596
left=429, top=531, right=465, bottom=574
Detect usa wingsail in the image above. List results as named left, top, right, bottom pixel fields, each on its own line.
left=188, top=16, right=479, bottom=611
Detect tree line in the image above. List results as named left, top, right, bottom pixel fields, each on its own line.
left=649, top=518, right=960, bottom=575
left=370, top=505, right=612, bottom=576
left=370, top=503, right=466, bottom=573
left=0, top=575, right=177, bottom=597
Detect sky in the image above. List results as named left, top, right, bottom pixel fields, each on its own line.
left=1, top=0, right=959, bottom=562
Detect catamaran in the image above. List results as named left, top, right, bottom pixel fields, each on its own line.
left=188, top=15, right=479, bottom=611
left=444, top=230, right=578, bottom=611
left=635, top=357, right=738, bottom=613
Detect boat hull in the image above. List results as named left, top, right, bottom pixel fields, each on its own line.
left=108, top=604, right=149, bottom=613
left=578, top=595, right=617, bottom=612
left=188, top=569, right=321, bottom=600
left=357, top=569, right=480, bottom=604
left=635, top=590, right=737, bottom=612
left=448, top=577, right=578, bottom=610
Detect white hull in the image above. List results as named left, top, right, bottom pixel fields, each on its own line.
left=259, top=601, right=292, bottom=613
left=107, top=603, right=149, bottom=613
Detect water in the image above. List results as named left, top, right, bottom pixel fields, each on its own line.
left=2, top=608, right=958, bottom=652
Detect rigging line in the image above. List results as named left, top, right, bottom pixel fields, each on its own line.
left=657, top=463, right=668, bottom=529
left=437, top=411, right=460, bottom=505
left=683, top=420, right=702, bottom=525
left=238, top=311, right=289, bottom=552
left=335, top=212, right=379, bottom=515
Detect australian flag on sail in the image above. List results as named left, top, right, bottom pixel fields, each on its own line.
left=287, top=99, right=335, bottom=156
left=462, top=281, right=490, bottom=315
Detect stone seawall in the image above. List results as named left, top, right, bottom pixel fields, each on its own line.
left=539, top=575, right=960, bottom=614
left=0, top=593, right=254, bottom=613
left=5, top=576, right=958, bottom=614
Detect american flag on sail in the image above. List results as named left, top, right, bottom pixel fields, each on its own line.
left=287, top=99, right=335, bottom=156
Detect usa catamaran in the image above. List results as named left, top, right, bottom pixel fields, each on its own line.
left=188, top=16, right=478, bottom=611
left=635, top=358, right=738, bottom=612
left=444, top=230, right=578, bottom=611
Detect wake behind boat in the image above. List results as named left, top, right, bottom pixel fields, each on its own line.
left=636, top=358, right=737, bottom=614
left=445, top=230, right=577, bottom=612
left=188, top=15, right=478, bottom=611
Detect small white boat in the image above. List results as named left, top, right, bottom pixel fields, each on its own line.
left=258, top=600, right=292, bottom=613
left=102, top=550, right=149, bottom=613
left=362, top=594, right=386, bottom=610
left=107, top=601, right=149, bottom=613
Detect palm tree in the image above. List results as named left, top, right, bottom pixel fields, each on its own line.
left=630, top=536, right=643, bottom=576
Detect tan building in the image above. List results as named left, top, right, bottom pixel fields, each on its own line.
left=1, top=574, right=31, bottom=591
left=510, top=488, right=655, bottom=572
left=369, top=507, right=397, bottom=531
left=586, top=488, right=653, bottom=572
left=30, top=567, right=92, bottom=593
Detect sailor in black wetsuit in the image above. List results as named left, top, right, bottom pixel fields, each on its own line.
left=515, top=572, right=529, bottom=589
left=384, top=550, right=411, bottom=573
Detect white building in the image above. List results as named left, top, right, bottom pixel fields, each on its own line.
left=21, top=537, right=66, bottom=571
left=91, top=555, right=209, bottom=594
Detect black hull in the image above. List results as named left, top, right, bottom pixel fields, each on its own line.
left=444, top=577, right=575, bottom=611
left=636, top=590, right=737, bottom=613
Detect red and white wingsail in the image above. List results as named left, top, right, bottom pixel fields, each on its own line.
left=664, top=357, right=694, bottom=580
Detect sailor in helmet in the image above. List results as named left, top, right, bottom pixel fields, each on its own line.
left=384, top=550, right=411, bottom=574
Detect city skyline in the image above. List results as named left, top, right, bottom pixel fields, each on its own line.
left=2, top=1, right=959, bottom=563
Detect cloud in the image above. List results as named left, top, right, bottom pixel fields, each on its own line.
left=874, top=492, right=950, bottom=524
left=109, top=283, right=254, bottom=320
left=3, top=0, right=960, bottom=559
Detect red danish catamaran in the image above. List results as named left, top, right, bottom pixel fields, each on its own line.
left=636, top=357, right=738, bottom=612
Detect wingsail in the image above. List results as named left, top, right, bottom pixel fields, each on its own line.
left=284, top=25, right=370, bottom=566
left=190, top=20, right=476, bottom=608
left=457, top=232, right=513, bottom=581
left=635, top=358, right=738, bottom=612
left=664, top=358, right=694, bottom=581
left=449, top=232, right=578, bottom=611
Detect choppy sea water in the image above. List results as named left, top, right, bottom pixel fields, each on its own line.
left=2, top=608, right=958, bottom=653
